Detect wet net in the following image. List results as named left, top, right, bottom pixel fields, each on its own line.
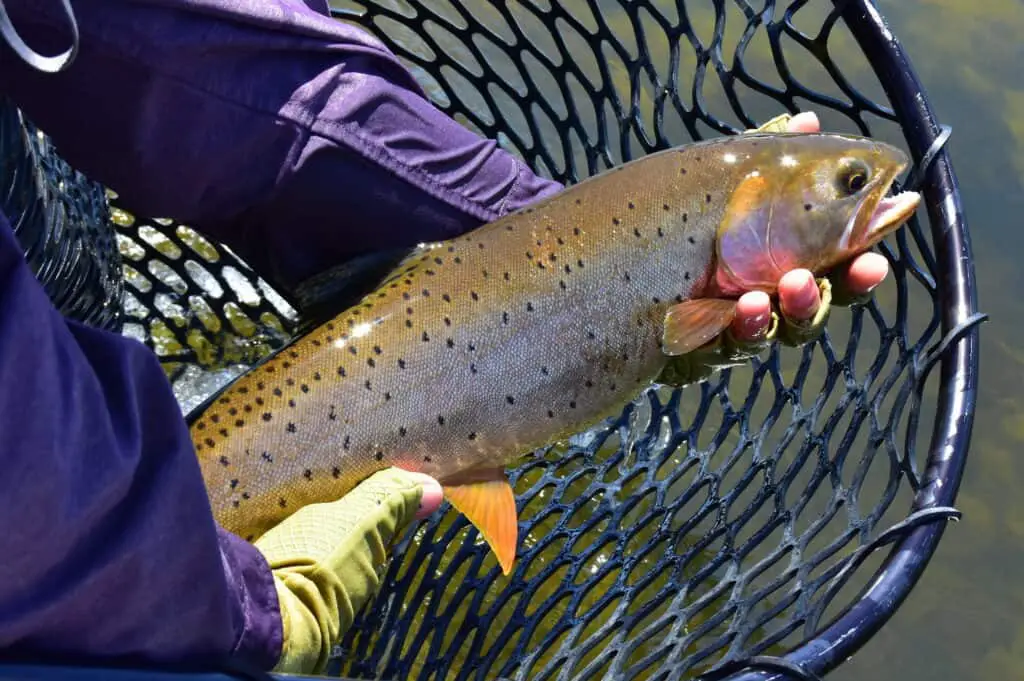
left=11, top=1, right=981, bottom=680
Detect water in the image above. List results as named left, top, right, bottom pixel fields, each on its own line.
left=115, top=0, right=1019, bottom=678
left=827, top=2, right=1024, bottom=680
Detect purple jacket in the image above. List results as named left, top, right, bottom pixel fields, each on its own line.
left=0, top=0, right=561, bottom=670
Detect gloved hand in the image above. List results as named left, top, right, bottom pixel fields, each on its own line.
left=254, top=467, right=442, bottom=675
left=657, top=113, right=886, bottom=388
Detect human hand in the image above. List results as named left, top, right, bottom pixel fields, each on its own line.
left=255, top=468, right=442, bottom=675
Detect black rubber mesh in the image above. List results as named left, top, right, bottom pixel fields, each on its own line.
left=28, top=1, right=963, bottom=680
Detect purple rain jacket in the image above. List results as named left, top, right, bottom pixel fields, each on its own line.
left=0, top=0, right=561, bottom=670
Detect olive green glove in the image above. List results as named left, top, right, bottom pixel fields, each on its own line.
left=254, top=467, right=424, bottom=675
left=657, top=114, right=872, bottom=388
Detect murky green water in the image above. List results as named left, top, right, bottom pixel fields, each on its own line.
left=122, top=0, right=1018, bottom=678
left=828, top=2, right=1024, bottom=680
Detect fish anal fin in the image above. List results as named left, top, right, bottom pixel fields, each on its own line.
left=662, top=298, right=737, bottom=356
left=442, top=469, right=518, bottom=576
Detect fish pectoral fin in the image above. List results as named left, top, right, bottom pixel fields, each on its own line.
left=662, top=298, right=737, bottom=356
left=442, top=470, right=518, bottom=576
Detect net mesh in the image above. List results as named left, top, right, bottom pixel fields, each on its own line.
left=10, top=1, right=970, bottom=680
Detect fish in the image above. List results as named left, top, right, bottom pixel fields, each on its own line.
left=190, top=132, right=921, bottom=576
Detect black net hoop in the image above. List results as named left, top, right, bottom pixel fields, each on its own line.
left=1, top=1, right=981, bottom=681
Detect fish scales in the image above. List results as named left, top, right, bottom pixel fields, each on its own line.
left=194, top=141, right=732, bottom=541
left=191, top=132, right=920, bottom=559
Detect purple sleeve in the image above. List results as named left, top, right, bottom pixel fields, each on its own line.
left=0, top=0, right=563, bottom=291
left=0, top=213, right=281, bottom=664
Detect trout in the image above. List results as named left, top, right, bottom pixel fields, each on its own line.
left=191, top=132, right=920, bottom=575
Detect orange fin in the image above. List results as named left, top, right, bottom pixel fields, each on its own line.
left=662, top=298, right=737, bottom=356
left=442, top=470, right=518, bottom=576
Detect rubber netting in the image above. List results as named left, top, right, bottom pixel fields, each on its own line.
left=10, top=1, right=964, bottom=680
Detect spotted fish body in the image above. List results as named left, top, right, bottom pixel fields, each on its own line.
left=192, top=133, right=918, bottom=572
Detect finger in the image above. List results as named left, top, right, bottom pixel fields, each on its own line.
left=400, top=471, right=444, bottom=519
left=840, top=251, right=889, bottom=295
left=786, top=111, right=820, bottom=133
left=730, top=290, right=772, bottom=342
left=778, top=269, right=821, bottom=322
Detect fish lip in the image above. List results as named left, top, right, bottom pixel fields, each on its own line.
left=864, top=190, right=921, bottom=241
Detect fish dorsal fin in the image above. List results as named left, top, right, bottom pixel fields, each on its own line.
left=662, top=298, right=738, bottom=356
left=442, top=468, right=518, bottom=576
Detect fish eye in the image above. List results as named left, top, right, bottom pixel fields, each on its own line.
left=836, top=159, right=872, bottom=196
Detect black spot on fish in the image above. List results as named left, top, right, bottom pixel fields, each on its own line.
left=683, top=213, right=688, bottom=223
left=218, top=428, right=228, bottom=437
left=680, top=168, right=687, bottom=175
left=272, top=388, right=282, bottom=397
left=364, top=380, right=372, bottom=390
left=577, top=259, right=585, bottom=268
left=537, top=261, right=546, bottom=270
left=705, top=194, right=712, bottom=203
left=243, top=405, right=252, bottom=413
left=205, top=438, right=215, bottom=447
left=547, top=410, right=555, bottom=418
left=506, top=225, right=514, bottom=231
left=255, top=382, right=264, bottom=391
left=290, top=350, right=300, bottom=358
left=219, top=455, right=229, bottom=466
left=337, top=367, right=346, bottom=377
left=443, top=293, right=452, bottom=303
left=228, top=407, right=238, bottom=416
left=406, top=307, right=414, bottom=316
left=687, top=236, right=696, bottom=244
left=262, top=413, right=272, bottom=422
left=438, top=415, right=445, bottom=426
left=300, top=384, right=309, bottom=393
left=503, top=272, right=511, bottom=281
left=556, top=237, right=564, bottom=245
left=536, top=239, right=543, bottom=246
left=506, top=395, right=515, bottom=405
left=312, top=339, right=322, bottom=347
left=287, top=423, right=297, bottom=433
left=332, top=467, right=341, bottom=478
left=235, top=419, right=244, bottom=427
left=402, top=292, right=411, bottom=301
left=575, top=198, right=581, bottom=205
left=288, top=399, right=296, bottom=408
left=675, top=294, right=685, bottom=303
left=279, top=498, right=287, bottom=508
left=286, top=378, right=295, bottom=386
left=541, top=366, right=550, bottom=375
left=612, top=217, right=620, bottom=225
left=367, top=358, right=376, bottom=367
left=232, top=501, right=239, bottom=508
left=804, top=203, right=812, bottom=211
left=447, top=338, right=455, bottom=348
left=559, top=280, right=567, bottom=290
left=482, top=269, right=489, bottom=278
left=587, top=331, right=596, bottom=340
left=398, top=359, right=406, bottom=369
left=196, top=444, right=203, bottom=452
left=526, top=302, right=534, bottom=312
left=610, top=383, right=617, bottom=391
left=264, top=366, right=276, bottom=373
left=261, top=451, right=273, bottom=463
left=422, top=331, right=430, bottom=342
left=448, top=245, right=455, bottom=252
left=343, top=436, right=351, bottom=450
left=399, top=426, right=407, bottom=437
left=657, top=227, right=664, bottom=238
left=468, top=343, right=476, bottom=352
left=434, top=257, right=443, bottom=265
left=444, top=316, right=452, bottom=326
left=375, top=451, right=384, bottom=461
left=303, top=469, right=312, bottom=479
left=313, top=372, right=321, bottom=381
left=424, top=455, right=432, bottom=463
left=564, top=264, right=572, bottom=274
left=585, top=380, right=594, bottom=388
left=230, top=479, right=239, bottom=489
left=468, top=432, right=477, bottom=441
left=633, top=228, right=642, bottom=238
left=328, top=405, right=337, bottom=420
left=653, top=297, right=661, bottom=304
left=573, top=227, right=581, bottom=236
left=425, top=269, right=435, bottom=276
left=569, top=401, right=577, bottom=409
left=196, top=422, right=206, bottom=430
left=470, top=364, right=478, bottom=374
left=624, top=272, right=631, bottom=282
left=471, top=291, right=479, bottom=301
left=348, top=346, right=357, bottom=355
left=238, top=387, right=248, bottom=395
left=255, top=397, right=265, bottom=406
left=549, top=253, right=557, bottom=262
left=405, top=319, right=413, bottom=328
left=526, top=251, right=533, bottom=259
left=242, top=493, right=251, bottom=500
left=684, top=272, right=691, bottom=281
left=662, top=204, right=670, bottom=211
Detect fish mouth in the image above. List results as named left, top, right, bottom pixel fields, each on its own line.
left=864, top=190, right=921, bottom=242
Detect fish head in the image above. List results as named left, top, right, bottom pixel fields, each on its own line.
left=713, top=132, right=921, bottom=294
